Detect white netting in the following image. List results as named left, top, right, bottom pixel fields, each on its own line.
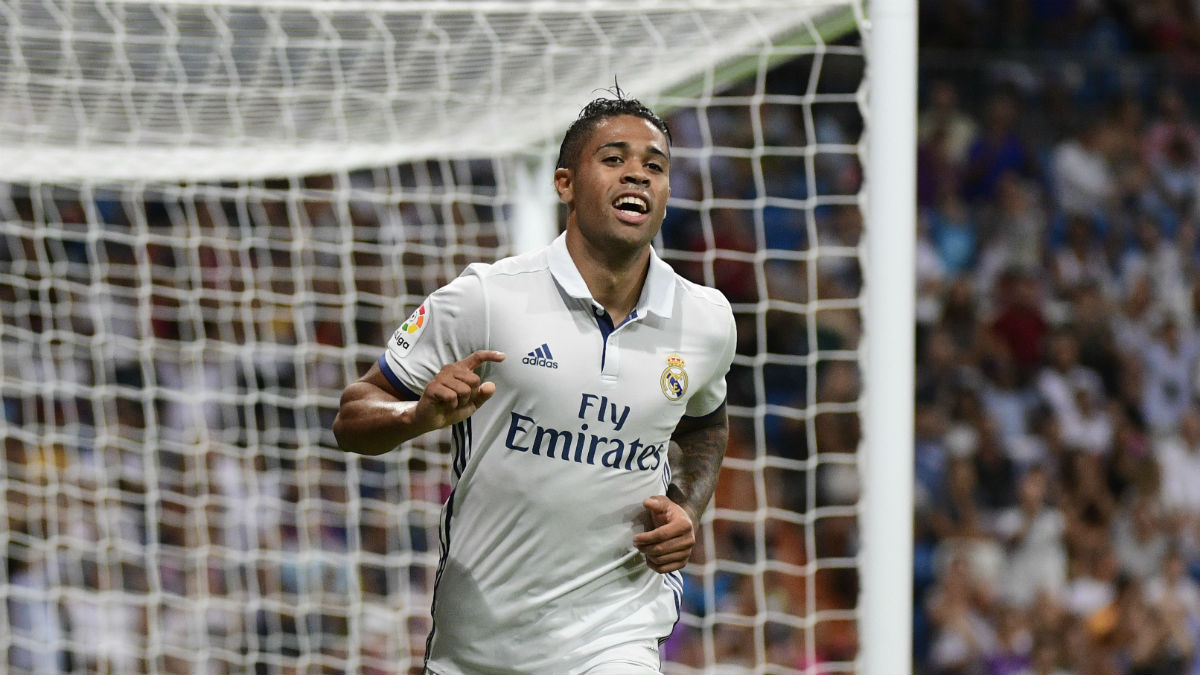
left=1, top=0, right=856, bottom=182
left=0, top=1, right=867, bottom=673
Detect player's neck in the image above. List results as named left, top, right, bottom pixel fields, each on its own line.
left=566, top=233, right=649, bottom=324
left=587, top=267, right=644, bottom=325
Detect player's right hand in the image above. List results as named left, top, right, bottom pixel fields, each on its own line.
left=415, top=350, right=505, bottom=431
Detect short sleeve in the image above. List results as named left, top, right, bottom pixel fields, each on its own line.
left=684, top=304, right=737, bottom=418
left=379, top=268, right=488, bottom=398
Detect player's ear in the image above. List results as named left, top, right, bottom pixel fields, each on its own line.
left=554, top=167, right=573, bottom=205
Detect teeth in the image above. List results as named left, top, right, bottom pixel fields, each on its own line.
left=614, top=196, right=648, bottom=213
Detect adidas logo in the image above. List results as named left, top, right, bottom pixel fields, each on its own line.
left=521, top=343, right=559, bottom=369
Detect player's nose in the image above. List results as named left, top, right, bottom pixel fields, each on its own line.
left=621, top=171, right=650, bottom=187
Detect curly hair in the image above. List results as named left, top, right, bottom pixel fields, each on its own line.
left=555, top=85, right=671, bottom=171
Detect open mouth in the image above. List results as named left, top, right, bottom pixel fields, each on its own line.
left=613, top=195, right=649, bottom=214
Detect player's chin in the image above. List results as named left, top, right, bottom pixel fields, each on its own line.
left=602, top=226, right=652, bottom=250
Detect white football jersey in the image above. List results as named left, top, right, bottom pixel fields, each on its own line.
left=380, top=234, right=736, bottom=675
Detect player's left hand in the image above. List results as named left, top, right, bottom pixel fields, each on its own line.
left=633, top=495, right=696, bottom=574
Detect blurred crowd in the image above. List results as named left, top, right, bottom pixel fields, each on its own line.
left=915, top=1, right=1200, bottom=674
left=8, top=1, right=1200, bottom=674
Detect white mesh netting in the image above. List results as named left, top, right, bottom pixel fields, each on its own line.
left=2, top=0, right=857, bottom=181
left=1, top=1, right=868, bottom=673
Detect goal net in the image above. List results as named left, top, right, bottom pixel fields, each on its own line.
left=0, top=1, right=875, bottom=673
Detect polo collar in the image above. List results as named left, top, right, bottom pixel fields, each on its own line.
left=547, top=232, right=675, bottom=319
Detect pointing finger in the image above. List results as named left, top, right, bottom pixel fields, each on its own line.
left=459, top=350, right=506, bottom=371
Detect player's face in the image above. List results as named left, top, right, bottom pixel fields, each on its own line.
left=556, top=114, right=671, bottom=255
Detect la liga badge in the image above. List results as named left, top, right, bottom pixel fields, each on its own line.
left=392, top=302, right=428, bottom=357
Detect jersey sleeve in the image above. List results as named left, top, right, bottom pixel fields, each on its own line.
left=684, top=302, right=737, bottom=418
left=379, top=267, right=488, bottom=399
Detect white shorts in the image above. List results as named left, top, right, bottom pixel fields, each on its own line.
left=577, top=640, right=662, bottom=675
left=580, top=662, right=662, bottom=675
left=424, top=639, right=663, bottom=675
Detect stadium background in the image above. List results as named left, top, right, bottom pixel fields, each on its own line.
left=5, top=1, right=1200, bottom=674
left=915, top=2, right=1200, bottom=673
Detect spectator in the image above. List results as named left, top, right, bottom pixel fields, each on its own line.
left=939, top=277, right=984, bottom=357
left=979, top=352, right=1039, bottom=467
left=1144, top=130, right=1200, bottom=225
left=930, top=456, right=989, bottom=544
left=1119, top=215, right=1188, bottom=313
left=920, top=79, right=979, bottom=169
left=1029, top=636, right=1070, bottom=675
left=1036, top=330, right=1110, bottom=454
left=985, top=605, right=1035, bottom=675
left=962, top=89, right=1040, bottom=204
left=917, top=211, right=950, bottom=326
left=1118, top=578, right=1194, bottom=675
left=1051, top=214, right=1117, bottom=299
left=1142, top=85, right=1200, bottom=167
left=971, top=417, right=1019, bottom=516
left=926, top=552, right=999, bottom=675
left=917, top=324, right=977, bottom=412
left=1067, top=281, right=1123, bottom=396
left=994, top=467, right=1069, bottom=609
left=1111, top=492, right=1169, bottom=581
left=976, top=172, right=1048, bottom=289
left=1144, top=546, right=1200, bottom=625
left=1060, top=451, right=1119, bottom=555
left=987, top=266, right=1051, bottom=382
left=1140, top=314, right=1198, bottom=435
left=919, top=126, right=964, bottom=210
left=915, top=402, right=953, bottom=517
left=928, top=192, right=978, bottom=278
left=1154, top=406, right=1200, bottom=524
left=1112, top=271, right=1161, bottom=357
left=918, top=80, right=977, bottom=208
left=1062, top=544, right=1120, bottom=620
left=1051, top=117, right=1119, bottom=220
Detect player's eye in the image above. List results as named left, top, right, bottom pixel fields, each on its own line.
left=647, top=162, right=664, bottom=172
left=603, top=156, right=622, bottom=164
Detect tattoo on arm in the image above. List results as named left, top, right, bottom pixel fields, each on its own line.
left=668, top=403, right=729, bottom=519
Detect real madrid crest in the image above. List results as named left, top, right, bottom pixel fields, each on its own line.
left=660, top=352, right=688, bottom=401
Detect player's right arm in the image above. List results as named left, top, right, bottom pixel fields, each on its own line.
left=333, top=350, right=505, bottom=456
left=336, top=267, right=497, bottom=455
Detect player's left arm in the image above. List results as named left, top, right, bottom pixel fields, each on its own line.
left=634, top=403, right=728, bottom=574
left=636, top=294, right=736, bottom=574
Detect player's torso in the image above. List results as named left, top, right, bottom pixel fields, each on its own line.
left=449, top=269, right=716, bottom=572
left=491, top=293, right=688, bottom=478
left=426, top=268, right=715, bottom=673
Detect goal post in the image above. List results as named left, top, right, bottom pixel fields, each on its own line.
left=861, top=0, right=917, bottom=673
left=0, top=1, right=915, bottom=673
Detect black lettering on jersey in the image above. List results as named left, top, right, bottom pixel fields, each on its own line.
left=505, top=412, right=534, bottom=452
left=533, top=426, right=573, bottom=458
left=505, top=411, right=665, bottom=473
